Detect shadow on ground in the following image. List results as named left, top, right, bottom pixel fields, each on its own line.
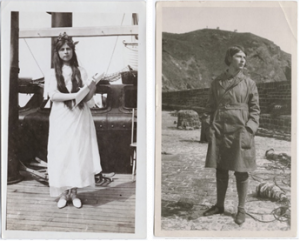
left=79, top=181, right=135, bottom=207
left=167, top=127, right=178, bottom=130
left=161, top=199, right=196, bottom=219
left=161, top=199, right=235, bottom=221
left=180, top=139, right=200, bottom=143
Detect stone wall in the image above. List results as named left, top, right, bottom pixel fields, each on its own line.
left=259, top=114, right=291, bottom=133
left=162, top=81, right=291, bottom=133
left=257, top=82, right=291, bottom=114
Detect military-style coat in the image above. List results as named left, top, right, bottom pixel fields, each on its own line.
left=205, top=70, right=260, bottom=172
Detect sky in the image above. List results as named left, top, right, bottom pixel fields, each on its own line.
left=19, top=12, right=137, bottom=81
left=162, top=6, right=296, bottom=54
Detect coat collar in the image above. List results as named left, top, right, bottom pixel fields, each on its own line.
left=216, top=70, right=245, bottom=89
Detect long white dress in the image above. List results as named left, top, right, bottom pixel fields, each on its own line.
left=44, top=65, right=102, bottom=197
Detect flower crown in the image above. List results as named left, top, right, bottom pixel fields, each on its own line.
left=56, top=32, right=79, bottom=46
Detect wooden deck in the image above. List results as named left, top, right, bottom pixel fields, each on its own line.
left=6, top=173, right=136, bottom=233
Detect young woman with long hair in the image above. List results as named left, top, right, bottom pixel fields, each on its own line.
left=44, top=32, right=102, bottom=209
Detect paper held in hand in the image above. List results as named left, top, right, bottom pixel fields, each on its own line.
left=74, top=73, right=104, bottom=107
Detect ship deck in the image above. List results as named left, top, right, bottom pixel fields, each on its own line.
left=5, top=172, right=136, bottom=233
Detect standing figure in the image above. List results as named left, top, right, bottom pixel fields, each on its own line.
left=204, top=46, right=260, bottom=225
left=44, top=32, right=102, bottom=209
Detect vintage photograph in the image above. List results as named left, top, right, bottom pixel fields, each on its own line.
left=2, top=1, right=146, bottom=239
left=155, top=1, right=297, bottom=237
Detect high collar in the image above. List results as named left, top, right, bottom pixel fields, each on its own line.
left=216, top=69, right=245, bottom=80
left=216, top=70, right=245, bottom=89
left=228, top=69, right=244, bottom=78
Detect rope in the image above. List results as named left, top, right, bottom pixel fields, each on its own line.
left=273, top=176, right=289, bottom=194
left=245, top=206, right=290, bottom=223
left=245, top=149, right=291, bottom=224
left=123, top=44, right=138, bottom=70
left=246, top=212, right=276, bottom=223
left=101, top=66, right=134, bottom=82
left=23, top=39, right=44, bottom=77
left=105, top=13, right=125, bottom=75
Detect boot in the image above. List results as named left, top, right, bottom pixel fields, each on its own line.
left=57, top=189, right=70, bottom=209
left=70, top=188, right=82, bottom=208
left=203, top=169, right=228, bottom=216
left=234, top=173, right=249, bottom=225
left=203, top=205, right=224, bottom=216
left=235, top=207, right=246, bottom=225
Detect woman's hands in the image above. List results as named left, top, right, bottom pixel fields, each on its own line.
left=88, top=80, right=97, bottom=94
left=83, top=79, right=97, bottom=102
left=51, top=75, right=99, bottom=103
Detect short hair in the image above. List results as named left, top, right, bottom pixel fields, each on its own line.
left=224, top=45, right=247, bottom=66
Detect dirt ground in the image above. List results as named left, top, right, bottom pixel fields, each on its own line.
left=161, top=111, right=292, bottom=231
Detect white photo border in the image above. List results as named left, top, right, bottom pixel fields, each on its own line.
left=1, top=1, right=146, bottom=239
left=155, top=1, right=297, bottom=237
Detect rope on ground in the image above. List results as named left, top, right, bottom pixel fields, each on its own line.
left=246, top=205, right=290, bottom=223
left=265, top=148, right=291, bottom=168
left=273, top=176, right=289, bottom=194
left=245, top=212, right=276, bottom=223
left=246, top=148, right=291, bottom=223
left=255, top=182, right=288, bottom=202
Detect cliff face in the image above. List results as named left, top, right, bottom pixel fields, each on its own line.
left=162, top=29, right=291, bottom=92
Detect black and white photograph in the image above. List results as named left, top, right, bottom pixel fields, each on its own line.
left=155, top=1, right=297, bottom=237
left=1, top=1, right=146, bottom=239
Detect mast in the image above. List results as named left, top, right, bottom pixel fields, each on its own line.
left=132, top=13, right=138, bottom=40
left=7, top=12, right=23, bottom=184
left=49, top=12, right=72, bottom=68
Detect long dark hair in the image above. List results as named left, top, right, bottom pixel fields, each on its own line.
left=53, top=33, right=84, bottom=109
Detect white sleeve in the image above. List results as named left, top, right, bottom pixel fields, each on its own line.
left=43, top=69, right=58, bottom=100
left=79, top=66, right=96, bottom=108
left=79, top=67, right=90, bottom=86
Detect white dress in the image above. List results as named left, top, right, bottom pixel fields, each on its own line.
left=44, top=65, right=102, bottom=197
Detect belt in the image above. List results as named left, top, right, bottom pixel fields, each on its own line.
left=218, top=103, right=248, bottom=110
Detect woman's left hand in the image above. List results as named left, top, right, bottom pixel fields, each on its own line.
left=82, top=81, right=96, bottom=102
left=88, top=81, right=96, bottom=94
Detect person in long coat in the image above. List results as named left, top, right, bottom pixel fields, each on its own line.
left=203, top=46, right=260, bottom=225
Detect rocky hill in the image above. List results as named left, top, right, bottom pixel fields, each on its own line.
left=162, top=29, right=291, bottom=92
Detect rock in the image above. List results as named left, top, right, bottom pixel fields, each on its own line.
left=177, top=110, right=201, bottom=130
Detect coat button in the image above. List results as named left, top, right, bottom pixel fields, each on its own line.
left=111, top=125, right=114, bottom=128
left=123, top=124, right=126, bottom=128
left=99, top=125, right=103, bottom=128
